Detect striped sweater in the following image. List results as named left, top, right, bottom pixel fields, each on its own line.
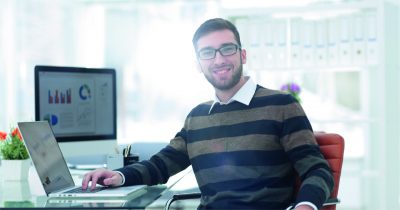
left=118, top=85, right=334, bottom=209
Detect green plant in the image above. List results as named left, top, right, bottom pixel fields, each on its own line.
left=0, top=127, right=29, bottom=160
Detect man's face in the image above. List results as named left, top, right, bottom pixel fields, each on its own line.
left=196, top=29, right=247, bottom=91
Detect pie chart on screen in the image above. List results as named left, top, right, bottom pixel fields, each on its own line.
left=44, top=114, right=58, bottom=126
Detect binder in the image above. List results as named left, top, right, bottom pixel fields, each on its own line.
left=365, top=11, right=378, bottom=65
left=248, top=19, right=262, bottom=70
left=351, top=14, right=366, bottom=65
left=291, top=18, right=303, bottom=67
left=275, top=20, right=287, bottom=68
left=327, top=18, right=339, bottom=66
left=301, top=21, right=315, bottom=67
left=338, top=16, right=351, bottom=65
left=315, top=20, right=328, bottom=67
left=263, top=20, right=276, bottom=68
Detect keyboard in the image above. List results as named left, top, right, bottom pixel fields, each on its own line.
left=64, top=186, right=107, bottom=194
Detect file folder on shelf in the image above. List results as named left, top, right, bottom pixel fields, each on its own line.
left=338, top=16, right=352, bottom=65
left=315, top=20, right=328, bottom=67
left=290, top=18, right=303, bottom=67
left=328, top=18, right=339, bottom=66
left=351, top=14, right=366, bottom=65
left=365, top=11, right=378, bottom=65
left=301, top=21, right=315, bottom=67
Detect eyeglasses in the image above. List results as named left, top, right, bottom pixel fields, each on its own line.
left=197, top=43, right=241, bottom=60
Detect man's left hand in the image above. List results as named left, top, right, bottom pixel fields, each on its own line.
left=294, top=204, right=314, bottom=210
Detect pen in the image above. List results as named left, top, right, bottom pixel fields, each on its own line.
left=126, top=145, right=131, bottom=157
left=124, top=145, right=131, bottom=157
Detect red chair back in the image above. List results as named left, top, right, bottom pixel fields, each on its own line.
left=295, top=132, right=345, bottom=210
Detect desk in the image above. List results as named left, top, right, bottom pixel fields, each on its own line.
left=0, top=181, right=166, bottom=209
left=0, top=166, right=199, bottom=209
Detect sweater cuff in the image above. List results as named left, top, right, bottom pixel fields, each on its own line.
left=114, top=171, right=125, bottom=186
left=115, top=166, right=143, bottom=186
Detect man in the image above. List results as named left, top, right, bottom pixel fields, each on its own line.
left=82, top=18, right=333, bottom=210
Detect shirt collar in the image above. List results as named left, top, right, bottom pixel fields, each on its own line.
left=209, top=76, right=257, bottom=114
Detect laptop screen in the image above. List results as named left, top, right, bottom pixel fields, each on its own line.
left=18, top=121, right=75, bottom=195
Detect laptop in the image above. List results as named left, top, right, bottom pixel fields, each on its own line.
left=18, top=121, right=145, bottom=198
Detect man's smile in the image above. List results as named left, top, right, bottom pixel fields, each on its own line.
left=211, top=64, right=232, bottom=76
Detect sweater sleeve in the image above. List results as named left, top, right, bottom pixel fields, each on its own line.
left=279, top=95, right=334, bottom=209
left=116, top=128, right=190, bottom=186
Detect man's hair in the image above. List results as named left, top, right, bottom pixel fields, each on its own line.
left=192, top=18, right=242, bottom=51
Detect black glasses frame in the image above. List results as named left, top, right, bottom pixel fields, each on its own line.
left=197, top=43, right=241, bottom=60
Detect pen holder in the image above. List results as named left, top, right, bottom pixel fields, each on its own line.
left=124, top=154, right=139, bottom=166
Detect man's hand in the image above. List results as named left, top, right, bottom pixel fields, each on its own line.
left=294, top=204, right=314, bottom=210
left=82, top=168, right=123, bottom=191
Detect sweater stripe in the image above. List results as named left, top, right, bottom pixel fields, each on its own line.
left=187, top=134, right=281, bottom=158
left=189, top=103, right=305, bottom=130
left=141, top=161, right=162, bottom=185
left=281, top=116, right=313, bottom=137
left=191, top=150, right=289, bottom=172
left=195, top=164, right=293, bottom=188
left=199, top=177, right=294, bottom=196
left=187, top=120, right=282, bottom=143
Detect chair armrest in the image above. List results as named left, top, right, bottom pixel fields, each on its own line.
left=172, top=192, right=201, bottom=200
left=164, top=193, right=201, bottom=210
left=323, top=198, right=340, bottom=206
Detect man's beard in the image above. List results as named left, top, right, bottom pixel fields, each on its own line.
left=204, top=63, right=243, bottom=91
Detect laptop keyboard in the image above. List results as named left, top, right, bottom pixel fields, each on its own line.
left=64, top=186, right=107, bottom=194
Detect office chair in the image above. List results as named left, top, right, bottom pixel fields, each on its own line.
left=165, top=132, right=345, bottom=210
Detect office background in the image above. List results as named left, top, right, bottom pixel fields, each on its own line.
left=0, top=0, right=399, bottom=209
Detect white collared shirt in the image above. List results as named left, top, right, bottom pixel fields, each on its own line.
left=209, top=76, right=257, bottom=114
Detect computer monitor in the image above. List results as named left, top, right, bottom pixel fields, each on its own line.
left=34, top=65, right=117, bottom=165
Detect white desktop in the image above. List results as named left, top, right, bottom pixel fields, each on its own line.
left=34, top=65, right=117, bottom=167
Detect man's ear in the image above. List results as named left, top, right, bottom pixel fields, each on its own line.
left=241, top=49, right=247, bottom=64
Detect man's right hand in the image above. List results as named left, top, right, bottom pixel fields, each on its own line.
left=82, top=168, right=123, bottom=191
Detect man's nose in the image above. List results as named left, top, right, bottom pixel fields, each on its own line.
left=213, top=50, right=225, bottom=64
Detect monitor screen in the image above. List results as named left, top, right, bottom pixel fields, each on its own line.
left=34, top=65, right=117, bottom=143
